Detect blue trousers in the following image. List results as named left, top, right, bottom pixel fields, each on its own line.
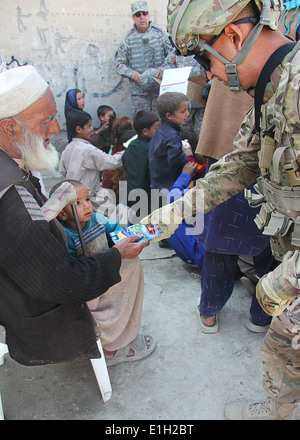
left=199, top=250, right=274, bottom=326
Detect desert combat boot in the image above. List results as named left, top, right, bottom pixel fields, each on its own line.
left=224, top=397, right=296, bottom=420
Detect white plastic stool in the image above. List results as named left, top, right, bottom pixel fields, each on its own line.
left=0, top=392, right=4, bottom=421
left=91, top=339, right=112, bottom=402
left=0, top=337, right=112, bottom=419
left=0, top=342, right=8, bottom=368
left=0, top=342, right=8, bottom=420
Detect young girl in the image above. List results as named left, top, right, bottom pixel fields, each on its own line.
left=64, top=88, right=85, bottom=141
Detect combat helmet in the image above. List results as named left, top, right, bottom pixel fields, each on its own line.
left=167, top=0, right=283, bottom=92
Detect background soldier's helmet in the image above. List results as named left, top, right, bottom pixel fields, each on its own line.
left=167, top=0, right=282, bottom=55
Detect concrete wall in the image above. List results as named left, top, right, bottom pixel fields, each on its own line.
left=0, top=0, right=169, bottom=128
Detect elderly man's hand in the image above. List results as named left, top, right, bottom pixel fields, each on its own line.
left=42, top=182, right=77, bottom=222
left=114, top=235, right=149, bottom=259
left=140, top=203, right=182, bottom=241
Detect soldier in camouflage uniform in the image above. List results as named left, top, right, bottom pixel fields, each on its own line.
left=141, top=0, right=300, bottom=420
left=115, top=1, right=175, bottom=116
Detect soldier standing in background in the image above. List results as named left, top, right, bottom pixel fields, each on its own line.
left=142, top=0, right=300, bottom=420
left=115, top=1, right=175, bottom=116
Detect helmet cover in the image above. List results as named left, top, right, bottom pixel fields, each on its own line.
left=167, top=0, right=282, bottom=54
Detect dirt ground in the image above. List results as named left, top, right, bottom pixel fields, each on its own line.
left=0, top=132, right=299, bottom=421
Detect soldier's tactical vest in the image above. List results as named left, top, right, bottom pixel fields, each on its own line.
left=245, top=41, right=300, bottom=260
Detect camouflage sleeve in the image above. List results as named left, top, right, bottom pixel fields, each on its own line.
left=160, top=32, right=176, bottom=68
left=115, top=39, right=135, bottom=79
left=173, top=107, right=261, bottom=217
left=256, top=251, right=300, bottom=316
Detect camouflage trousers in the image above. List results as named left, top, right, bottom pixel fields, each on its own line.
left=262, top=313, right=300, bottom=403
left=131, top=94, right=158, bottom=117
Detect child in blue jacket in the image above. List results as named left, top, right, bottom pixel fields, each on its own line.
left=167, top=162, right=205, bottom=268
left=148, top=92, right=189, bottom=191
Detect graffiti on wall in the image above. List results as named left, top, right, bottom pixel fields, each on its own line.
left=2, top=2, right=135, bottom=124
left=6, top=56, right=28, bottom=68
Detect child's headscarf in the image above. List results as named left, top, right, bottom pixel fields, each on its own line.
left=65, top=89, right=82, bottom=142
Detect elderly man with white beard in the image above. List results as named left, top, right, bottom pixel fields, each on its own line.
left=0, top=65, right=155, bottom=366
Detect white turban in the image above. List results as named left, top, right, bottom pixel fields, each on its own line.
left=0, top=65, right=48, bottom=119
